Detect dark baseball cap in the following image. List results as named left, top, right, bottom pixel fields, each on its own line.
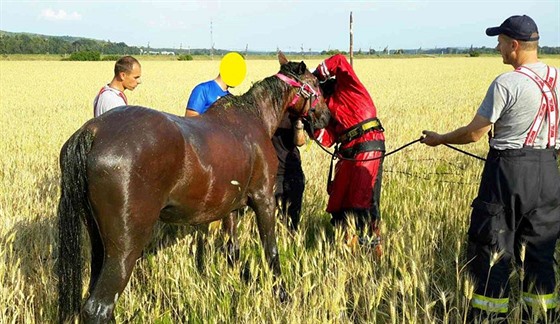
left=486, top=15, right=539, bottom=41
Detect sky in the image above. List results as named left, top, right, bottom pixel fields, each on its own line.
left=1, top=0, right=559, bottom=52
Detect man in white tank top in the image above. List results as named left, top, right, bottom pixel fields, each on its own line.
left=422, top=15, right=559, bottom=322
left=93, top=56, right=142, bottom=117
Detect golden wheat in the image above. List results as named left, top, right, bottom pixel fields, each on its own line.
left=1, top=56, right=558, bottom=323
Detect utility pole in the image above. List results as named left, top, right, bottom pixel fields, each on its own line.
left=349, top=12, right=354, bottom=67
left=210, top=20, right=214, bottom=60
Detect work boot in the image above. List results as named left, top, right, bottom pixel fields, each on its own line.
left=343, top=227, right=382, bottom=258
left=358, top=233, right=382, bottom=259
left=345, top=232, right=359, bottom=250
left=361, top=220, right=383, bottom=258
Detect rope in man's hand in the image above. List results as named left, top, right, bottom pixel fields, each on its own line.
left=420, top=132, right=486, bottom=162
left=313, top=134, right=485, bottom=163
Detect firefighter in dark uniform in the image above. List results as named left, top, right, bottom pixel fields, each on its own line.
left=422, top=15, right=560, bottom=322
left=272, top=114, right=306, bottom=232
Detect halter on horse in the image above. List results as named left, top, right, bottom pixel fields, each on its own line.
left=56, top=52, right=330, bottom=323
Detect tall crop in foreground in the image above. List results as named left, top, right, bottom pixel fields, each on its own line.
left=0, top=57, right=558, bottom=323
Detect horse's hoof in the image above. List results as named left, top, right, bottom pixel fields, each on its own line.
left=226, top=248, right=240, bottom=267
left=274, top=284, right=290, bottom=304
left=240, top=262, right=252, bottom=283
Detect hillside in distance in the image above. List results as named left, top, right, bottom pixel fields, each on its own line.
left=1, top=30, right=559, bottom=56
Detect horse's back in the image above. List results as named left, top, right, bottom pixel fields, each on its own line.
left=162, top=110, right=278, bottom=223
left=80, top=106, right=276, bottom=225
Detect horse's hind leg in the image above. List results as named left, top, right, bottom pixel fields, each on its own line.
left=222, top=211, right=240, bottom=266
left=85, top=213, right=104, bottom=293
left=81, top=210, right=159, bottom=323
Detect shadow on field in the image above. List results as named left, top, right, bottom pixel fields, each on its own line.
left=9, top=215, right=57, bottom=282
left=8, top=171, right=58, bottom=277
left=5, top=172, right=60, bottom=320
left=5, top=215, right=58, bottom=321
left=144, top=222, right=197, bottom=256
left=143, top=223, right=211, bottom=274
left=303, top=216, right=334, bottom=249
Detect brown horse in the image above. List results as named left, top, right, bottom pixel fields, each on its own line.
left=57, top=53, right=331, bottom=323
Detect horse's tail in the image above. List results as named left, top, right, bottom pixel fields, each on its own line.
left=57, top=127, right=95, bottom=322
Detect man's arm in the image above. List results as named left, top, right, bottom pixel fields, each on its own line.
left=421, top=114, right=492, bottom=146
left=293, top=119, right=306, bottom=147
left=185, top=109, right=200, bottom=117
left=185, top=84, right=205, bottom=117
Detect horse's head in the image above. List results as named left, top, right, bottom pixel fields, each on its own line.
left=276, top=52, right=331, bottom=130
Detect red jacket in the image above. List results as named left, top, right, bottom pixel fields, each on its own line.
left=313, top=54, right=385, bottom=213
left=314, top=54, right=385, bottom=148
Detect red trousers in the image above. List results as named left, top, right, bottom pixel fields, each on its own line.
left=327, top=149, right=383, bottom=214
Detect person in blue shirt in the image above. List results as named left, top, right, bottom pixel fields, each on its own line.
left=185, top=74, right=230, bottom=116
left=184, top=52, right=247, bottom=240
left=185, top=52, right=246, bottom=117
left=185, top=52, right=307, bottom=234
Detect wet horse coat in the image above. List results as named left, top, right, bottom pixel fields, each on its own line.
left=57, top=54, right=330, bottom=323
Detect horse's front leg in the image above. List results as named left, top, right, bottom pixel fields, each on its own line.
left=194, top=224, right=209, bottom=273
left=222, top=210, right=240, bottom=267
left=249, top=192, right=288, bottom=302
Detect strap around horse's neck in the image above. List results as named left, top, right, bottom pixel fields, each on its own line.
left=275, top=73, right=302, bottom=87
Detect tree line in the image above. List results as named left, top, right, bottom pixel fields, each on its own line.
left=0, top=33, right=141, bottom=55
left=1, top=32, right=559, bottom=56
left=0, top=32, right=243, bottom=56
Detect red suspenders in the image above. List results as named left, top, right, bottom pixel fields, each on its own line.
left=515, top=66, right=558, bottom=147
left=93, top=86, right=128, bottom=116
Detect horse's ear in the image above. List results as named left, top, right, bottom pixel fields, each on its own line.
left=297, top=61, right=307, bottom=74
left=278, top=51, right=289, bottom=65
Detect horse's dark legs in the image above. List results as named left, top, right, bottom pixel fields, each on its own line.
left=81, top=212, right=158, bottom=324
left=249, top=194, right=288, bottom=301
left=222, top=211, right=240, bottom=266
left=194, top=224, right=209, bottom=273
left=250, top=196, right=280, bottom=275
left=86, top=220, right=104, bottom=293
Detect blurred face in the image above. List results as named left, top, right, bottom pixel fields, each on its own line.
left=496, top=35, right=515, bottom=65
left=121, top=63, right=142, bottom=91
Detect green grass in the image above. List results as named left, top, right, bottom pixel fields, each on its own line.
left=1, top=57, right=559, bottom=323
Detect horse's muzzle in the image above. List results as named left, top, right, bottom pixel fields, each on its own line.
left=311, top=107, right=331, bottom=130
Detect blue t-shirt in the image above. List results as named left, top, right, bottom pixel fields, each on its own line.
left=186, top=80, right=230, bottom=114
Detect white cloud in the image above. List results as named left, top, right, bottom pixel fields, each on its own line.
left=40, top=9, right=82, bottom=21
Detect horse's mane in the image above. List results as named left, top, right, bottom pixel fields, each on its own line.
left=213, top=61, right=305, bottom=116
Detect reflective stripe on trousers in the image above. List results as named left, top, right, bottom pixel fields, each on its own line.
left=471, top=293, right=508, bottom=313
left=471, top=291, right=559, bottom=313
left=522, top=292, right=558, bottom=310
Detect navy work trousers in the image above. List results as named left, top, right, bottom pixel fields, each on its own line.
left=467, top=148, right=560, bottom=299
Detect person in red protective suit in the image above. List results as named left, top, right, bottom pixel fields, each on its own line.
left=312, top=54, right=385, bottom=250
